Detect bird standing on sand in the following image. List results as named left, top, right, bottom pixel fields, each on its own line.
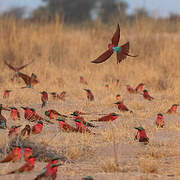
left=134, top=127, right=149, bottom=144
left=9, top=107, right=20, bottom=120
left=84, top=89, right=94, bottom=101
left=3, top=90, right=12, bottom=99
left=96, top=113, right=119, bottom=122
left=45, top=109, right=67, bottom=119
left=142, top=90, right=154, bottom=101
left=40, top=91, right=48, bottom=108
left=115, top=101, right=133, bottom=113
left=156, top=113, right=164, bottom=128
left=167, top=104, right=179, bottom=114
left=8, top=125, right=21, bottom=137
left=5, top=155, right=36, bottom=174
left=32, top=120, right=44, bottom=134
left=57, top=117, right=77, bottom=132
left=24, top=147, right=33, bottom=161
left=91, top=24, right=137, bottom=64
left=0, top=147, right=22, bottom=163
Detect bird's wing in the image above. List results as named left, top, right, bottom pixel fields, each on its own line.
left=111, top=24, right=120, bottom=46
left=0, top=154, right=13, bottom=163
left=4, top=61, right=17, bottom=71
left=91, top=49, right=113, bottom=64
left=17, top=60, right=34, bottom=71
left=18, top=72, right=31, bottom=85
left=116, top=42, right=129, bottom=63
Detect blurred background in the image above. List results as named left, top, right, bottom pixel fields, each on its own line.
left=0, top=0, right=179, bottom=23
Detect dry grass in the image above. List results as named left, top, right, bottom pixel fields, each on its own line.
left=0, top=17, right=180, bottom=179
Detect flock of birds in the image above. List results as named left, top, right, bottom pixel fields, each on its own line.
left=0, top=24, right=179, bottom=180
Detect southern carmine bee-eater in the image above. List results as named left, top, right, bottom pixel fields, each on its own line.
left=32, top=120, right=43, bottom=134
left=167, top=104, right=179, bottom=114
left=142, top=90, right=154, bottom=101
left=95, top=113, right=119, bottom=122
left=5, top=155, right=36, bottom=175
left=3, top=90, right=12, bottom=99
left=56, top=117, right=77, bottom=132
left=84, top=89, right=94, bottom=101
left=34, top=162, right=61, bottom=180
left=21, top=106, right=36, bottom=121
left=0, top=104, right=10, bottom=129
left=71, top=111, right=96, bottom=128
left=9, top=107, right=20, bottom=120
left=135, top=83, right=144, bottom=93
left=156, top=113, right=164, bottom=128
left=45, top=109, right=67, bottom=119
left=20, top=125, right=31, bottom=138
left=4, top=60, right=34, bottom=81
left=91, top=24, right=137, bottom=64
left=114, top=101, right=133, bottom=113
left=126, top=85, right=136, bottom=94
left=8, top=125, right=21, bottom=137
left=40, top=91, right=48, bottom=108
left=134, top=127, right=149, bottom=144
left=74, top=119, right=92, bottom=134
left=24, top=147, right=33, bottom=161
left=0, top=146, right=22, bottom=163
left=116, top=94, right=121, bottom=101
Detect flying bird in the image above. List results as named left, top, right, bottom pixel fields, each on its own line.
left=4, top=60, right=34, bottom=81
left=91, top=24, right=137, bottom=64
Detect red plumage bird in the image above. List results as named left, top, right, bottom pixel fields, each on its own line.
left=8, top=125, right=21, bottom=137
left=24, top=147, right=33, bottom=161
left=32, top=120, right=43, bottom=134
left=45, top=109, right=67, bottom=119
left=135, top=83, right=144, bottom=93
left=3, top=90, right=12, bottom=99
left=84, top=89, right=94, bottom=101
left=156, top=113, right=164, bottom=128
left=9, top=107, right=20, bottom=120
left=167, top=104, right=179, bottom=114
left=91, top=24, right=137, bottom=64
left=114, top=101, right=133, bottom=113
left=96, top=113, right=119, bottom=122
left=21, top=106, right=36, bottom=121
left=126, top=85, right=136, bottom=94
left=57, top=117, right=77, bottom=132
left=40, top=91, right=48, bottom=108
left=0, top=147, right=22, bottom=163
left=134, top=127, right=149, bottom=144
left=142, top=90, right=154, bottom=101
left=6, top=155, right=36, bottom=174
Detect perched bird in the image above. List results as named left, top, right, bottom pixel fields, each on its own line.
left=40, top=91, right=48, bottom=108
left=20, top=125, right=31, bottom=138
left=156, top=113, right=164, bottom=128
left=74, top=119, right=92, bottom=134
left=45, top=109, right=67, bottom=119
left=142, top=90, right=154, bottom=101
left=71, top=111, right=96, bottom=128
left=0, top=104, right=9, bottom=129
left=82, top=176, right=94, bottom=180
left=57, top=91, right=66, bottom=101
left=57, top=117, right=77, bottom=132
left=6, top=155, right=36, bottom=174
left=3, top=90, right=12, bottom=99
left=8, top=125, right=21, bottom=137
left=134, top=127, right=149, bottom=144
left=4, top=60, right=34, bottom=81
left=21, top=106, right=35, bottom=121
left=32, top=120, right=43, bottom=134
left=80, top=76, right=88, bottom=85
left=115, top=101, right=133, bottom=113
left=126, top=85, right=136, bottom=94
left=135, top=83, right=144, bottom=93
left=34, top=163, right=61, bottom=180
left=9, top=107, right=20, bottom=120
left=24, top=147, right=33, bottom=161
left=84, top=89, right=94, bottom=101
left=91, top=24, right=137, bottom=64
left=167, top=104, right=179, bottom=114
left=95, top=113, right=119, bottom=122
left=116, top=94, right=121, bottom=101
left=18, top=72, right=39, bottom=88
left=0, top=146, right=22, bottom=163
